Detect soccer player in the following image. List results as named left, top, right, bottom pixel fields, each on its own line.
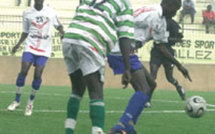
left=150, top=18, right=186, bottom=102
left=7, top=0, right=64, bottom=116
left=62, top=0, right=134, bottom=134
left=108, top=0, right=192, bottom=133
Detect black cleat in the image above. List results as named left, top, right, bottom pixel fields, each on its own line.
left=176, top=86, right=186, bottom=100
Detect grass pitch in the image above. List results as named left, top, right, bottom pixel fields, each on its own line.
left=0, top=84, right=215, bottom=134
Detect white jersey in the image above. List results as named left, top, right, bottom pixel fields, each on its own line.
left=111, top=4, right=169, bottom=53
left=22, top=6, right=61, bottom=57
left=134, top=4, right=169, bottom=45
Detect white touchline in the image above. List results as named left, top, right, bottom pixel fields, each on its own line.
left=1, top=109, right=215, bottom=113
left=1, top=90, right=215, bottom=107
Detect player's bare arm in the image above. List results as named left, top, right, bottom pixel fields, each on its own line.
left=56, top=25, right=64, bottom=40
left=56, top=18, right=64, bottom=40
left=12, top=32, right=28, bottom=53
left=155, top=43, right=192, bottom=82
left=119, top=37, right=132, bottom=88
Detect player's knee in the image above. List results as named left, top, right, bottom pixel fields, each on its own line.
left=20, top=69, right=28, bottom=76
left=166, top=76, right=174, bottom=83
left=150, top=73, right=157, bottom=80
left=150, top=81, right=157, bottom=90
left=89, top=90, right=103, bottom=100
left=34, top=71, right=42, bottom=80
left=34, top=74, right=42, bottom=80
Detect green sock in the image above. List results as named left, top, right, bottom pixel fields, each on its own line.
left=66, top=128, right=74, bottom=134
left=67, top=95, right=81, bottom=119
left=89, top=99, right=105, bottom=130
left=65, top=94, right=81, bottom=134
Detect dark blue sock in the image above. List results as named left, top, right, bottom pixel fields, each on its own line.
left=16, top=73, right=26, bottom=87
left=115, top=91, right=149, bottom=131
left=15, top=94, right=21, bottom=102
left=30, top=95, right=35, bottom=101
left=32, top=78, right=42, bottom=90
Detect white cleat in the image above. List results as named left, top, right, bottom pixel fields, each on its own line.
left=7, top=101, right=20, bottom=111
left=92, top=127, right=105, bottom=134
left=24, top=103, right=33, bottom=116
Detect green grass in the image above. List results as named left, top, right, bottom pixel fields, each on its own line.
left=0, top=84, right=215, bottom=134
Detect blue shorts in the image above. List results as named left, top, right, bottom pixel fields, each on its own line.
left=107, top=54, right=142, bottom=75
left=22, top=52, right=48, bottom=67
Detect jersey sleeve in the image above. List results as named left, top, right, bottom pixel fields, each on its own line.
left=22, top=11, right=30, bottom=33
left=152, top=19, right=169, bottom=44
left=115, top=0, right=134, bottom=39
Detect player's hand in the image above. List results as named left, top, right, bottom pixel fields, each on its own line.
left=11, top=45, right=19, bottom=54
left=122, top=70, right=131, bottom=89
left=177, top=65, right=192, bottom=82
left=130, top=46, right=138, bottom=54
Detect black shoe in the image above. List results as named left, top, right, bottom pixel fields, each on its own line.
left=176, top=86, right=186, bottom=100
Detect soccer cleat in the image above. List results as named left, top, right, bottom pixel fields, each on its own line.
left=176, top=86, right=186, bottom=100
left=24, top=102, right=34, bottom=116
left=108, top=128, right=126, bottom=134
left=92, top=127, right=105, bottom=134
left=145, top=102, right=151, bottom=108
left=7, top=101, right=20, bottom=111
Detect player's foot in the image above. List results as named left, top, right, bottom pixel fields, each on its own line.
left=176, top=86, right=186, bottom=100
left=92, top=127, right=105, bottom=134
left=24, top=102, right=34, bottom=116
left=7, top=101, right=20, bottom=111
left=108, top=128, right=136, bottom=134
left=145, top=102, right=151, bottom=108
left=108, top=128, right=126, bottom=134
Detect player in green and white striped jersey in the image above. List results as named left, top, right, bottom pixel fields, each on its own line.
left=62, top=0, right=134, bottom=134
left=63, top=0, right=134, bottom=56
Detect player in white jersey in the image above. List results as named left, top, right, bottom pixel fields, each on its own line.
left=7, top=0, right=64, bottom=116
left=108, top=0, right=192, bottom=134
left=62, top=0, right=133, bottom=134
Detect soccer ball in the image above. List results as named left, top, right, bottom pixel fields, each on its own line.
left=185, top=96, right=207, bottom=118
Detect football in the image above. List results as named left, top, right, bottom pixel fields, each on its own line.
left=185, top=96, right=207, bottom=118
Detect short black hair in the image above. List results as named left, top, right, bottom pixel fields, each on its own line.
left=207, top=5, right=212, bottom=9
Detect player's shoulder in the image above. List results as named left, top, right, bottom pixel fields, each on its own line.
left=44, top=6, right=57, bottom=15
left=44, top=6, right=55, bottom=11
left=23, top=7, right=34, bottom=15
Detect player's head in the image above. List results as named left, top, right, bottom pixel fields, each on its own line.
left=34, top=0, right=44, bottom=6
left=161, top=0, right=181, bottom=18
left=207, top=5, right=212, bottom=11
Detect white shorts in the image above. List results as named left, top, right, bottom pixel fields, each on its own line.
left=62, top=42, right=105, bottom=82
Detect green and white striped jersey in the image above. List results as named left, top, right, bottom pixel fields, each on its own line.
left=63, top=0, right=134, bottom=56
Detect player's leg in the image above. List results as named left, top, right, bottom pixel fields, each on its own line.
left=149, top=47, right=162, bottom=80
left=163, top=62, right=185, bottom=100
left=147, top=49, right=161, bottom=107
left=143, top=65, right=157, bottom=107
left=64, top=43, right=105, bottom=134
left=109, top=55, right=152, bottom=133
left=85, top=71, right=105, bottom=134
left=111, top=68, right=151, bottom=134
left=8, top=52, right=33, bottom=111
left=63, top=43, right=87, bottom=134
left=23, top=55, right=48, bottom=116
left=66, top=70, right=86, bottom=134
left=79, top=46, right=105, bottom=134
